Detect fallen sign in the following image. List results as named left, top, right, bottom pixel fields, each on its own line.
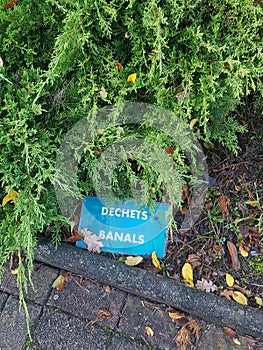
left=76, top=196, right=169, bottom=257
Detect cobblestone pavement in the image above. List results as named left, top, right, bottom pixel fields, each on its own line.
left=0, top=261, right=262, bottom=350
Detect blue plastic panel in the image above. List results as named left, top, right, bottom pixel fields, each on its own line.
left=76, top=196, right=169, bottom=257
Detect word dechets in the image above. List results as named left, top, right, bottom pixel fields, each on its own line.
left=101, top=206, right=148, bottom=220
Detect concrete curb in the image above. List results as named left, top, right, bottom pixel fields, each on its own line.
left=34, top=238, right=263, bottom=339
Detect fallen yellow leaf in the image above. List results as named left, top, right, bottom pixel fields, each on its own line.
left=2, top=189, right=19, bottom=207
left=189, top=118, right=199, bottom=130
left=11, top=268, right=19, bottom=275
left=232, top=291, right=247, bottom=305
left=232, top=338, right=241, bottom=346
left=145, top=326, right=154, bottom=337
left=127, top=73, right=137, bottom=83
left=168, top=311, right=185, bottom=320
left=124, top=256, right=143, bottom=266
left=226, top=273, right=235, bottom=288
left=182, top=262, right=194, bottom=287
left=151, top=251, right=161, bottom=269
left=239, top=245, right=249, bottom=258
left=255, top=296, right=262, bottom=307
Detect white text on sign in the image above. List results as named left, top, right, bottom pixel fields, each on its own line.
left=99, top=230, right=145, bottom=244
left=101, top=207, right=148, bottom=220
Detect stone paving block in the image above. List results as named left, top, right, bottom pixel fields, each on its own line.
left=0, top=264, right=59, bottom=305
left=197, top=324, right=255, bottom=350
left=0, top=264, right=18, bottom=295
left=0, top=295, right=42, bottom=350
left=117, top=295, right=179, bottom=350
left=32, top=307, right=111, bottom=350
left=0, top=292, right=8, bottom=311
left=107, top=335, right=149, bottom=350
left=47, top=273, right=126, bottom=329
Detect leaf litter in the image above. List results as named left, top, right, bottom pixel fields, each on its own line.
left=174, top=318, right=200, bottom=350
left=86, top=309, right=112, bottom=326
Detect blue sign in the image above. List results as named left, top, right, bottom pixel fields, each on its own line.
left=76, top=196, right=169, bottom=257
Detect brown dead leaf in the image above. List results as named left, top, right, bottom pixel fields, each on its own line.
left=223, top=327, right=236, bottom=338
left=65, top=229, right=83, bottom=243
left=196, top=278, right=218, bottom=293
left=217, top=194, right=230, bottom=216
left=248, top=227, right=260, bottom=244
left=52, top=275, right=65, bottom=291
left=238, top=224, right=250, bottom=238
left=181, top=184, right=188, bottom=200
left=174, top=319, right=200, bottom=350
left=227, top=241, right=240, bottom=270
left=180, top=207, right=188, bottom=215
left=235, top=185, right=241, bottom=191
left=205, top=201, right=214, bottom=210
left=220, top=289, right=234, bottom=300
left=248, top=226, right=259, bottom=236
left=212, top=244, right=225, bottom=258
left=87, top=309, right=112, bottom=325
left=102, top=285, right=111, bottom=293
left=94, top=149, right=102, bottom=156
left=187, top=319, right=200, bottom=341
left=63, top=272, right=69, bottom=282
left=165, top=145, right=176, bottom=156
left=174, top=325, right=190, bottom=350
left=232, top=284, right=246, bottom=294
left=115, top=62, right=123, bottom=70
left=4, top=0, right=19, bottom=9
left=187, top=254, right=202, bottom=269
